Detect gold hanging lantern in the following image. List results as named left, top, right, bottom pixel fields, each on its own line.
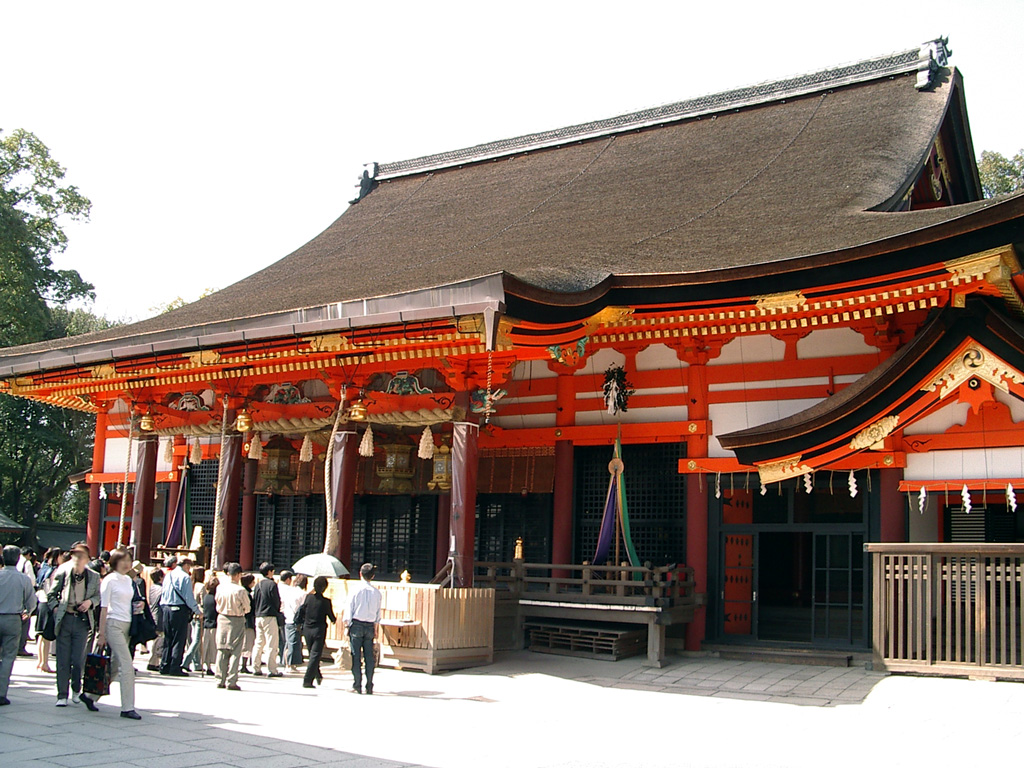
left=259, top=435, right=298, bottom=494
left=376, top=443, right=415, bottom=493
left=426, top=444, right=452, bottom=492
left=348, top=399, right=368, bottom=422
left=235, top=409, right=253, bottom=432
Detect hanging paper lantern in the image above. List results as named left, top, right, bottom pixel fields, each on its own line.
left=803, top=472, right=813, bottom=495
left=961, top=483, right=972, bottom=514
left=162, top=438, right=174, bottom=465
left=714, top=472, right=721, bottom=500
left=418, top=426, right=435, bottom=460
left=190, top=440, right=203, bottom=464
left=1007, top=483, right=1017, bottom=513
left=359, top=425, right=374, bottom=458
left=247, top=432, right=263, bottom=461
left=848, top=470, right=858, bottom=498
left=299, top=434, right=314, bottom=463
left=918, top=486, right=927, bottom=514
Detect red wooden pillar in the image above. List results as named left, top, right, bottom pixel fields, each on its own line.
left=435, top=493, right=451, bottom=575
left=219, top=432, right=244, bottom=566
left=334, top=431, right=358, bottom=568
left=131, top=434, right=159, bottom=560
left=552, top=371, right=576, bottom=567
left=450, top=414, right=479, bottom=588
left=87, top=410, right=109, bottom=556
left=240, top=457, right=258, bottom=570
left=685, top=360, right=709, bottom=651
left=878, top=467, right=905, bottom=542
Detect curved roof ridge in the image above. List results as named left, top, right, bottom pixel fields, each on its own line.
left=376, top=40, right=947, bottom=180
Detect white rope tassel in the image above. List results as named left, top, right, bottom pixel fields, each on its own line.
left=961, top=484, right=972, bottom=514
left=300, top=434, right=314, bottom=463
left=918, top=486, right=928, bottom=514
left=190, top=439, right=203, bottom=465
left=418, top=426, right=435, bottom=460
left=247, top=432, right=263, bottom=461
left=359, top=425, right=374, bottom=458
left=162, top=438, right=174, bottom=465
left=848, top=470, right=858, bottom=498
left=803, top=472, right=813, bottom=495
left=1007, top=483, right=1017, bottom=513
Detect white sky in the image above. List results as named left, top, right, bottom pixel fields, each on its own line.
left=4, top=0, right=1022, bottom=322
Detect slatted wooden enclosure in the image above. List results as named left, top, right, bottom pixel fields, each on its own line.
left=867, top=543, right=1024, bottom=680
left=323, top=579, right=495, bottom=674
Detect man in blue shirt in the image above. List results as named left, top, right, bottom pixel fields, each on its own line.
left=158, top=556, right=200, bottom=676
left=0, top=545, right=38, bottom=705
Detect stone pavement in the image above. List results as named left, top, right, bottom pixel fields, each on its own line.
left=2, top=650, right=1022, bottom=767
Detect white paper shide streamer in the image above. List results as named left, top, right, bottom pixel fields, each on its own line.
left=714, top=472, right=721, bottom=500
left=918, top=486, right=928, bottom=514
left=1007, top=483, right=1017, bottom=513
left=848, top=470, right=858, bottom=498
left=961, top=483, right=972, bottom=514
left=803, top=472, right=813, bottom=495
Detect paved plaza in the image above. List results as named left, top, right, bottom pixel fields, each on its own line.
left=2, top=650, right=1022, bottom=767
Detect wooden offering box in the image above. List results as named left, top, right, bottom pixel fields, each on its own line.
left=324, top=579, right=495, bottom=674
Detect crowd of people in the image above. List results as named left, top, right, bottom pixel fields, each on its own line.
left=0, top=543, right=383, bottom=715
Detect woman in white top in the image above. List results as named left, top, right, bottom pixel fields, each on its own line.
left=95, top=549, right=140, bottom=719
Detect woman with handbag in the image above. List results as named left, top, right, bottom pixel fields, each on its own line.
left=47, top=542, right=100, bottom=709
left=34, top=547, right=61, bottom=674
left=128, top=562, right=158, bottom=659
left=95, top=549, right=141, bottom=719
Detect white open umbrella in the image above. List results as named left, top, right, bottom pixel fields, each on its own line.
left=292, top=553, right=349, bottom=578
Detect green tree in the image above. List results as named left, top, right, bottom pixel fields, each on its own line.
left=978, top=149, right=1024, bottom=199
left=0, top=129, right=101, bottom=540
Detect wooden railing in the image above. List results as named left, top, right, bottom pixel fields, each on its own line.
left=474, top=561, right=697, bottom=608
left=866, top=544, right=1024, bottom=680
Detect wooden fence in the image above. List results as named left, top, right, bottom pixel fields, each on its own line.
left=866, top=543, right=1024, bottom=680
left=323, top=579, right=494, bottom=674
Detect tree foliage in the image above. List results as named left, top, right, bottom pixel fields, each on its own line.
left=978, top=149, right=1024, bottom=199
left=0, top=129, right=107, bottom=538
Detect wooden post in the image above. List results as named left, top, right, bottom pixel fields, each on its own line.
left=239, top=457, right=258, bottom=570
left=86, top=409, right=108, bottom=556
left=218, top=432, right=244, bottom=566
left=552, top=371, right=576, bottom=573
left=684, top=357, right=709, bottom=651
left=450, top=414, right=479, bottom=587
left=435, top=493, right=451, bottom=575
left=130, top=434, right=159, bottom=560
left=645, top=617, right=667, bottom=667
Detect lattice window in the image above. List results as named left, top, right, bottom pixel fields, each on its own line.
left=351, top=496, right=437, bottom=582
left=574, top=442, right=687, bottom=566
left=475, top=493, right=553, bottom=563
left=253, top=495, right=325, bottom=568
left=187, top=459, right=244, bottom=558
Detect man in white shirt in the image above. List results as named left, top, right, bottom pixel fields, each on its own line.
left=276, top=571, right=305, bottom=672
left=344, top=563, right=382, bottom=695
left=16, top=549, right=36, bottom=657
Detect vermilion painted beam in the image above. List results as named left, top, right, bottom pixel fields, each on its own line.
left=480, top=420, right=707, bottom=448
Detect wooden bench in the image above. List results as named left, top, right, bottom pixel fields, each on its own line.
left=525, top=620, right=646, bottom=661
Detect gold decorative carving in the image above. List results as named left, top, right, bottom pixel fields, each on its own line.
left=306, top=333, right=349, bottom=352
left=186, top=350, right=221, bottom=367
left=923, top=344, right=1024, bottom=397
left=89, top=364, right=116, bottom=379
left=752, top=290, right=807, bottom=314
left=850, top=415, right=900, bottom=451
left=945, top=246, right=1024, bottom=317
left=757, top=456, right=812, bottom=485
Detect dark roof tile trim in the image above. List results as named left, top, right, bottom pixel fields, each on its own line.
left=377, top=46, right=927, bottom=179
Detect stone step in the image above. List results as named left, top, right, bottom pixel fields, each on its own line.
left=703, top=643, right=870, bottom=668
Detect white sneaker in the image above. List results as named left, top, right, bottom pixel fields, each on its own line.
left=71, top=692, right=81, bottom=704
left=56, top=698, right=68, bottom=707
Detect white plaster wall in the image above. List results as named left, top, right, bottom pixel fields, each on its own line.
left=586, top=347, right=626, bottom=372
left=902, top=401, right=970, bottom=436
left=797, top=327, right=878, bottom=358
left=708, top=398, right=822, bottom=457
left=491, top=412, right=555, bottom=430
left=905, top=447, right=1024, bottom=481
left=994, top=388, right=1024, bottom=421
left=575, top=404, right=685, bottom=426
left=714, top=334, right=785, bottom=366
left=511, top=359, right=556, bottom=381
left=634, top=343, right=681, bottom=371
left=103, top=436, right=182, bottom=474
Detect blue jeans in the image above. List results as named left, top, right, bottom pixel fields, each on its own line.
left=283, top=622, right=301, bottom=666
left=349, top=621, right=375, bottom=691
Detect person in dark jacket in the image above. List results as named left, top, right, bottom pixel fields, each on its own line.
left=251, top=562, right=282, bottom=677
left=299, top=576, right=336, bottom=689
left=47, top=542, right=100, bottom=708
left=200, top=575, right=219, bottom=676
left=240, top=573, right=256, bottom=673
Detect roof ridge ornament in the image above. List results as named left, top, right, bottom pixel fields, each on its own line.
left=916, top=37, right=951, bottom=91
left=350, top=162, right=379, bottom=204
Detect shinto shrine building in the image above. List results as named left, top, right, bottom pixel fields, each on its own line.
left=3, top=38, right=1024, bottom=659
